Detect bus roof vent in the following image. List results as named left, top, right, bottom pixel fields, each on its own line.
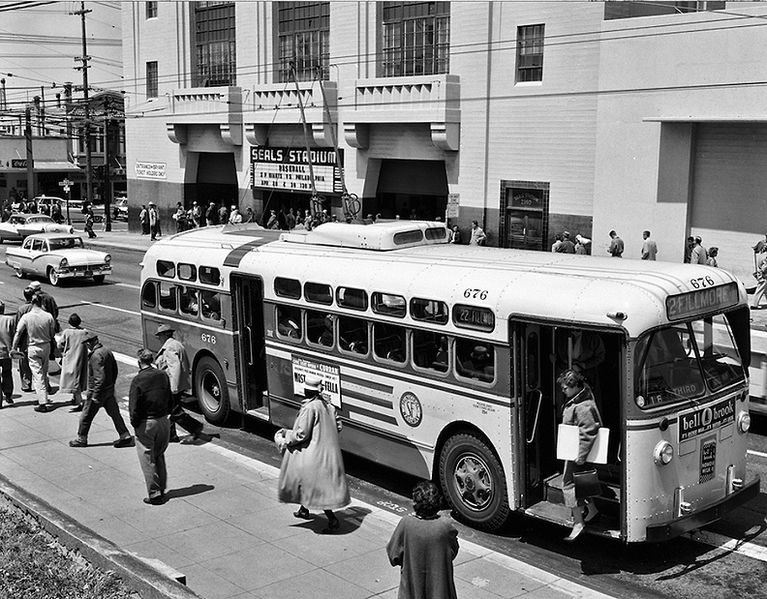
left=279, top=221, right=449, bottom=251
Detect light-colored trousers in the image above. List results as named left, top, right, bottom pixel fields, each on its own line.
left=27, top=344, right=50, bottom=405
left=135, top=417, right=170, bottom=499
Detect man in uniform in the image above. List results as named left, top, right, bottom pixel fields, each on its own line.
left=0, top=301, right=16, bottom=407
left=154, top=325, right=212, bottom=443
left=68, top=332, right=133, bottom=448
left=130, top=348, right=172, bottom=505
left=12, top=294, right=55, bottom=412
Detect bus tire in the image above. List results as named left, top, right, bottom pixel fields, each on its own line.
left=194, top=356, right=230, bottom=424
left=439, top=433, right=510, bottom=531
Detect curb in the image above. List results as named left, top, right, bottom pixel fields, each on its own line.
left=84, top=239, right=151, bottom=255
left=0, top=473, right=204, bottom=599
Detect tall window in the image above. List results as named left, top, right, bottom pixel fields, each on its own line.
left=276, top=2, right=330, bottom=83
left=192, top=1, right=236, bottom=87
left=146, top=61, right=158, bottom=98
left=380, top=2, right=450, bottom=78
left=516, top=24, right=544, bottom=83
left=145, top=1, right=157, bottom=19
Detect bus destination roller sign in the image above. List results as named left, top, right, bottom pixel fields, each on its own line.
left=251, top=147, right=344, bottom=194
left=666, top=282, right=739, bottom=321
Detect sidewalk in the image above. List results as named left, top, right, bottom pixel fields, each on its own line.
left=0, top=359, right=613, bottom=599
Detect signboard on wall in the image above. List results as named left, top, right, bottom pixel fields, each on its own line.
left=446, top=193, right=460, bottom=218
left=250, top=146, right=343, bottom=194
left=10, top=159, right=27, bottom=168
left=135, top=161, right=167, bottom=179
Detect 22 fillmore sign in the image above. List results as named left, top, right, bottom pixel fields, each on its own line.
left=250, top=146, right=343, bottom=194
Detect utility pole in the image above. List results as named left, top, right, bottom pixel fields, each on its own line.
left=25, top=107, right=35, bottom=199
left=63, top=82, right=73, bottom=161
left=74, top=1, right=93, bottom=206
left=103, top=96, right=112, bottom=231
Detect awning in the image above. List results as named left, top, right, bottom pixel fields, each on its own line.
left=0, top=161, right=81, bottom=173
left=643, top=116, right=767, bottom=123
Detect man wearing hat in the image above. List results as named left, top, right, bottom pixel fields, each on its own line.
left=12, top=293, right=55, bottom=412
left=690, top=235, right=708, bottom=265
left=14, top=286, right=35, bottom=393
left=190, top=201, right=202, bottom=228
left=205, top=202, right=217, bottom=226
left=28, top=280, right=59, bottom=331
left=129, top=348, right=172, bottom=505
left=69, top=332, right=133, bottom=448
left=154, top=324, right=211, bottom=443
left=228, top=205, right=242, bottom=224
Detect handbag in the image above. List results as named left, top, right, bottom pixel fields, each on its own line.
left=573, top=469, right=601, bottom=500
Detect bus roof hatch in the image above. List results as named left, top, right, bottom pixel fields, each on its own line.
left=279, top=221, right=449, bottom=251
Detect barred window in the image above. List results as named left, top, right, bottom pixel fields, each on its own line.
left=380, top=2, right=450, bottom=77
left=146, top=2, right=157, bottom=19
left=276, top=2, right=330, bottom=83
left=192, top=1, right=236, bottom=87
left=516, top=24, right=544, bottom=83
left=146, top=61, right=158, bottom=98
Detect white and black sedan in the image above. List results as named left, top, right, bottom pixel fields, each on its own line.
left=0, top=213, right=73, bottom=243
left=5, top=233, right=112, bottom=286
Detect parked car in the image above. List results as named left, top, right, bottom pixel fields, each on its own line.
left=113, top=198, right=128, bottom=221
left=34, top=196, right=105, bottom=224
left=0, top=214, right=73, bottom=243
left=5, top=232, right=112, bottom=286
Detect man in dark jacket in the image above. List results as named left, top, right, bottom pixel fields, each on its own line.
left=0, top=301, right=16, bottom=407
left=69, top=332, right=133, bottom=448
left=129, top=348, right=172, bottom=505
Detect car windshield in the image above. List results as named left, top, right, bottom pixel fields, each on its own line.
left=30, top=216, right=53, bottom=223
left=634, top=313, right=746, bottom=409
left=48, top=237, right=83, bottom=251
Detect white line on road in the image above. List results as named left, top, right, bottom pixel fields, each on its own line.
left=687, top=529, right=767, bottom=564
left=114, top=282, right=140, bottom=290
left=747, top=449, right=767, bottom=459
left=76, top=300, right=140, bottom=317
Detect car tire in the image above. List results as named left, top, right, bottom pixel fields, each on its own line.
left=93, top=275, right=105, bottom=284
left=47, top=267, right=60, bottom=287
left=194, top=355, right=230, bottom=425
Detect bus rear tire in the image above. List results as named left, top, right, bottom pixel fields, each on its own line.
left=194, top=356, right=229, bottom=425
left=439, top=433, right=509, bottom=531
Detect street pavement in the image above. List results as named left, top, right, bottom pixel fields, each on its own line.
left=0, top=228, right=615, bottom=598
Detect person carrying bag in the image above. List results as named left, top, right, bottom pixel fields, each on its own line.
left=556, top=368, right=606, bottom=541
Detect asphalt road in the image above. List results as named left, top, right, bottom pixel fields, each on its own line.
left=1, top=239, right=767, bottom=598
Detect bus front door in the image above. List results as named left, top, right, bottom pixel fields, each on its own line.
left=231, top=275, right=268, bottom=419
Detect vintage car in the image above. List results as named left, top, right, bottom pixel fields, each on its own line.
left=113, top=197, right=128, bottom=221
left=0, top=213, right=73, bottom=243
left=5, top=233, right=112, bottom=286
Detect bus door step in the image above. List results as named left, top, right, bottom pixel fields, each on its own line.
left=246, top=407, right=269, bottom=420
left=524, top=501, right=621, bottom=540
left=544, top=473, right=565, bottom=505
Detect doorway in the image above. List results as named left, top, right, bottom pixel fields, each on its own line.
left=500, top=181, right=549, bottom=251
left=231, top=275, right=268, bottom=419
left=185, top=152, right=238, bottom=209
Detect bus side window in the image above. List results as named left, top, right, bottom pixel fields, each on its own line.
left=455, top=338, right=495, bottom=383
left=339, top=315, right=368, bottom=355
left=307, top=310, right=334, bottom=348
left=159, top=282, right=177, bottom=312
left=412, top=330, right=449, bottom=373
left=374, top=322, right=406, bottom=363
left=179, top=286, right=199, bottom=317
left=141, top=282, right=157, bottom=309
left=277, top=305, right=302, bottom=340
left=200, top=290, right=222, bottom=321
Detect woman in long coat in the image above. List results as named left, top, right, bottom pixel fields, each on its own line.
left=276, top=375, right=349, bottom=532
left=57, top=313, right=89, bottom=411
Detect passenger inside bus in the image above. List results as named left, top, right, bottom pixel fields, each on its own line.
left=339, top=316, right=367, bottom=354
left=456, top=343, right=494, bottom=382
left=200, top=290, right=222, bottom=321
left=374, top=322, right=406, bottom=363
left=180, top=287, right=199, bottom=316
left=277, top=306, right=302, bottom=339
left=553, top=329, right=605, bottom=394
left=412, top=331, right=448, bottom=373
left=306, top=311, right=335, bottom=347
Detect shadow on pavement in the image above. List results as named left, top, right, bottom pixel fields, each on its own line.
left=165, top=483, right=215, bottom=500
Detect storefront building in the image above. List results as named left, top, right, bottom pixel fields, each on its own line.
left=0, top=137, right=80, bottom=201
left=122, top=1, right=766, bottom=279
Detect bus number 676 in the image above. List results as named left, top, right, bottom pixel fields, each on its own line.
left=201, top=333, right=217, bottom=345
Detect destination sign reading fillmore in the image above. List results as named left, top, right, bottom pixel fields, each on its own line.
left=250, top=146, right=344, bottom=194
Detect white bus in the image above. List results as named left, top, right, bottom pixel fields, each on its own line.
left=140, top=221, right=758, bottom=542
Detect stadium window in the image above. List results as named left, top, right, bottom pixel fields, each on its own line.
left=146, top=1, right=157, bottom=19
left=192, top=1, right=236, bottom=87
left=276, top=2, right=330, bottom=83
left=146, top=61, right=158, bottom=98
left=380, top=1, right=450, bottom=77
left=516, top=24, right=544, bottom=83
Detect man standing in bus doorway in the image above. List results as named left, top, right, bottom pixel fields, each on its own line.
left=69, top=332, right=133, bottom=448
left=607, top=230, right=624, bottom=257
left=154, top=325, right=212, bottom=444
left=129, top=348, right=172, bottom=505
left=641, top=230, right=658, bottom=260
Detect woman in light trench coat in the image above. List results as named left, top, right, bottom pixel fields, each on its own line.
left=57, top=313, right=89, bottom=411
left=276, top=375, right=350, bottom=532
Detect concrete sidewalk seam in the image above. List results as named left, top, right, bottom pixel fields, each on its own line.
left=0, top=473, right=204, bottom=599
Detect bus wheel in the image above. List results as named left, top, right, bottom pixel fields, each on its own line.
left=194, top=356, right=229, bottom=424
left=439, top=433, right=509, bottom=531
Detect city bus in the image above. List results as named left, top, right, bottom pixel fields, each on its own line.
left=139, top=221, right=759, bottom=542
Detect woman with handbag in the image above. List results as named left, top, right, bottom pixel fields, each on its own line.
left=275, top=375, right=350, bottom=533
left=558, top=368, right=601, bottom=541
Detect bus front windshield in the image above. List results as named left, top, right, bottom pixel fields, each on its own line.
left=635, top=313, right=746, bottom=409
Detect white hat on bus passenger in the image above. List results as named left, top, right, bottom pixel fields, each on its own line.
left=303, top=375, right=323, bottom=391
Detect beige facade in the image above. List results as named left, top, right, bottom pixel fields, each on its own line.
left=122, top=2, right=767, bottom=279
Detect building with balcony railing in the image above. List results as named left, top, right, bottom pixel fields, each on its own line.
left=122, top=1, right=767, bottom=280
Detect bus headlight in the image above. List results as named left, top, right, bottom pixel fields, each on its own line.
left=653, top=441, right=674, bottom=465
left=59, top=258, right=68, bottom=269
left=738, top=411, right=751, bottom=433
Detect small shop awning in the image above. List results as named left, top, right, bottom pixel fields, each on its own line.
left=0, top=161, right=81, bottom=172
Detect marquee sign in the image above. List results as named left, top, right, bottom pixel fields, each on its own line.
left=250, top=146, right=343, bottom=194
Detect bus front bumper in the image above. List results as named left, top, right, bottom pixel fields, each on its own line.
left=645, top=476, right=760, bottom=543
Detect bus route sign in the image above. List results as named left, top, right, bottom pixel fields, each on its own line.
left=666, top=282, right=739, bottom=322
